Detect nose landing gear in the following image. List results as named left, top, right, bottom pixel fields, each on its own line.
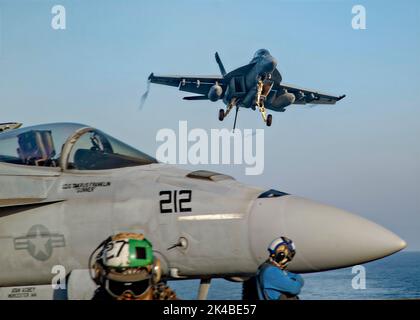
left=218, top=78, right=274, bottom=128
left=255, top=79, right=273, bottom=127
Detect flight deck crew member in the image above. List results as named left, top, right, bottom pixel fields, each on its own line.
left=90, top=233, right=178, bottom=300
left=256, top=236, right=304, bottom=300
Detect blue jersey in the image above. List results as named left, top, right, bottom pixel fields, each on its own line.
left=257, top=262, right=304, bottom=300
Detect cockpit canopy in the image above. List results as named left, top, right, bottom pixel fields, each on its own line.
left=0, top=123, right=157, bottom=170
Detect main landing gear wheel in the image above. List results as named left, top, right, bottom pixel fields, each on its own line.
left=266, top=114, right=272, bottom=127
left=219, top=109, right=225, bottom=121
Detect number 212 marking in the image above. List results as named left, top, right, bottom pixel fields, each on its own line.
left=159, top=190, right=192, bottom=213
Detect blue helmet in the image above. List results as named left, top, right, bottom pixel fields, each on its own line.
left=267, top=236, right=296, bottom=263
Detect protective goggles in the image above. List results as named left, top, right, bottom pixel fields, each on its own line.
left=105, top=278, right=151, bottom=298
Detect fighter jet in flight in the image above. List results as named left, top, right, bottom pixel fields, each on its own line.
left=148, top=49, right=345, bottom=129
left=0, top=123, right=405, bottom=299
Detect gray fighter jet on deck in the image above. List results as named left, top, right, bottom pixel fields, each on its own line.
left=0, top=122, right=405, bottom=299
left=148, top=49, right=345, bottom=128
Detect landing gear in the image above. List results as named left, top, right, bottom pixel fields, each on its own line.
left=255, top=79, right=264, bottom=109
left=218, top=109, right=225, bottom=121
left=255, top=79, right=274, bottom=127
left=197, top=278, right=212, bottom=300
left=218, top=98, right=237, bottom=126
left=224, top=98, right=236, bottom=118
left=258, top=104, right=267, bottom=123
left=233, top=106, right=239, bottom=132
left=255, top=94, right=273, bottom=127
left=266, top=114, right=272, bottom=127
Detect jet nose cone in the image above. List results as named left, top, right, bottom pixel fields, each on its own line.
left=261, top=56, right=277, bottom=73
left=249, top=195, right=406, bottom=272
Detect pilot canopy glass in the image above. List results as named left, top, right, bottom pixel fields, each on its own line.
left=253, top=49, right=270, bottom=58
left=0, top=123, right=156, bottom=169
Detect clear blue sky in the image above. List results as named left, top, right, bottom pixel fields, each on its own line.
left=1, top=0, right=419, bottom=249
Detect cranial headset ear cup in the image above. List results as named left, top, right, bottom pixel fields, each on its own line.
left=92, top=255, right=108, bottom=286
left=89, top=236, right=112, bottom=286
left=151, top=258, right=162, bottom=285
left=268, top=236, right=296, bottom=264
left=92, top=263, right=100, bottom=285
left=274, top=251, right=286, bottom=263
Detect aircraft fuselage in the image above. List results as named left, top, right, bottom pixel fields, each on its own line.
left=0, top=123, right=405, bottom=289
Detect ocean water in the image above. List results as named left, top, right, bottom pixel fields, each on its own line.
left=168, top=252, right=420, bottom=300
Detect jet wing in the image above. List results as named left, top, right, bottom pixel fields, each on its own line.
left=275, top=82, right=345, bottom=105
left=148, top=73, right=224, bottom=98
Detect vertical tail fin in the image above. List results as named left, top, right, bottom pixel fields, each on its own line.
left=215, top=52, right=227, bottom=76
